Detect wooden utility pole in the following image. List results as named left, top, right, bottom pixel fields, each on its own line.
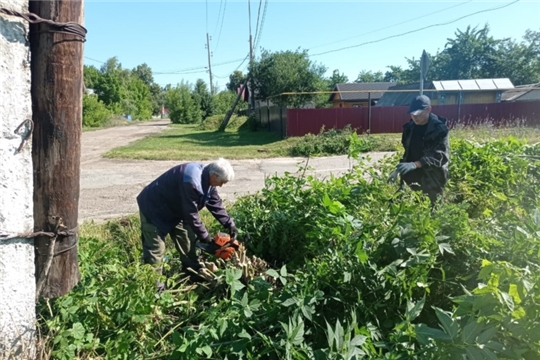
left=219, top=83, right=246, bottom=131
left=29, top=0, right=84, bottom=298
left=206, top=33, right=214, bottom=94
left=249, top=34, right=256, bottom=112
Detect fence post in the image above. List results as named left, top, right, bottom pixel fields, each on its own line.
left=368, top=92, right=372, bottom=135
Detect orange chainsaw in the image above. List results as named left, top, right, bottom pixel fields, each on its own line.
left=196, top=232, right=240, bottom=260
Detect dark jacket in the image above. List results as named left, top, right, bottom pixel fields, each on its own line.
left=400, top=113, right=450, bottom=196
left=136, top=163, right=234, bottom=239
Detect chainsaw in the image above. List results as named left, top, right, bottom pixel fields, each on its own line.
left=196, top=232, right=240, bottom=260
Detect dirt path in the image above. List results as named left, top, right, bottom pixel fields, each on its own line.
left=80, top=120, right=394, bottom=223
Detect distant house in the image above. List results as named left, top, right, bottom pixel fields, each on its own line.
left=329, top=82, right=397, bottom=108
left=376, top=78, right=515, bottom=107
left=502, top=83, right=540, bottom=102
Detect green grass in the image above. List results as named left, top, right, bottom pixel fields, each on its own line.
left=104, top=121, right=540, bottom=161
left=104, top=124, right=302, bottom=160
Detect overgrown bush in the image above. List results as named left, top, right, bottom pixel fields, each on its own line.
left=289, top=125, right=376, bottom=157
left=37, top=137, right=540, bottom=359
left=198, top=114, right=248, bottom=131
left=82, top=94, right=111, bottom=127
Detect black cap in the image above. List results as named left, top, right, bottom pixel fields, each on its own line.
left=408, top=95, right=431, bottom=115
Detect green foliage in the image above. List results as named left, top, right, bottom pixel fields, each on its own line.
left=39, top=137, right=540, bottom=358
left=226, top=70, right=247, bottom=93
left=355, top=70, right=385, bottom=83
left=192, top=79, right=215, bottom=120
left=165, top=82, right=202, bottom=124
left=198, top=114, right=248, bottom=131
left=385, top=26, right=540, bottom=85
left=251, top=48, right=327, bottom=108
left=289, top=125, right=375, bottom=157
left=82, top=94, right=111, bottom=127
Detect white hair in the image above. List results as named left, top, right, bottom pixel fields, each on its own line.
left=207, top=158, right=235, bottom=182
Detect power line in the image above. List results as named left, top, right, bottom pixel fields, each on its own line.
left=213, top=0, right=227, bottom=52
left=254, top=0, right=268, bottom=52
left=308, top=0, right=473, bottom=51
left=84, top=56, right=105, bottom=64
left=310, top=0, right=520, bottom=57
left=154, top=57, right=245, bottom=75
left=253, top=0, right=263, bottom=46
left=213, top=0, right=223, bottom=35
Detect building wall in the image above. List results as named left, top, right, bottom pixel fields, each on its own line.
left=332, top=101, right=369, bottom=108
left=0, top=0, right=36, bottom=357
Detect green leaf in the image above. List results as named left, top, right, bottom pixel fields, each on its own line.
left=481, top=348, right=500, bottom=360
left=266, top=269, right=279, bottom=278
left=71, top=323, right=85, bottom=340
left=461, top=320, right=484, bottom=343
left=238, top=329, right=251, bottom=339
left=500, top=292, right=514, bottom=312
left=434, top=307, right=458, bottom=339
left=280, top=265, right=288, bottom=277
left=465, top=346, right=485, bottom=360
left=219, top=320, right=228, bottom=337
left=414, top=324, right=452, bottom=344
left=281, top=297, right=297, bottom=307
left=350, top=335, right=367, bottom=347
left=438, top=243, right=455, bottom=255
left=477, top=327, right=497, bottom=344
left=406, top=297, right=425, bottom=321
left=356, top=242, right=368, bottom=263
left=201, top=345, right=212, bottom=357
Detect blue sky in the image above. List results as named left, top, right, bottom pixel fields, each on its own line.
left=83, top=0, right=540, bottom=91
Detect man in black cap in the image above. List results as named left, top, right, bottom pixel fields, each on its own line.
left=388, top=95, right=450, bottom=204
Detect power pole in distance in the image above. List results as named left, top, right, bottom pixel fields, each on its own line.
left=206, top=33, right=214, bottom=94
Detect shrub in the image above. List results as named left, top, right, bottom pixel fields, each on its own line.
left=82, top=94, right=111, bottom=127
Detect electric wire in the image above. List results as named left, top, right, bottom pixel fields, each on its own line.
left=309, top=0, right=520, bottom=57
left=308, top=0, right=473, bottom=51
left=254, top=0, right=268, bottom=53
left=213, top=0, right=227, bottom=52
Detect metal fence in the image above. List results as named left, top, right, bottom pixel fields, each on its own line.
left=256, top=104, right=287, bottom=138
left=286, top=100, right=540, bottom=137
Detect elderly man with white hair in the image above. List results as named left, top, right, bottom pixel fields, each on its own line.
left=137, top=158, right=238, bottom=276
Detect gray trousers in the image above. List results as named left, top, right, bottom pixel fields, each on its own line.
left=139, top=211, right=200, bottom=271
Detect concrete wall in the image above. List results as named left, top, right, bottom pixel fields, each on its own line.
left=0, top=0, right=36, bottom=357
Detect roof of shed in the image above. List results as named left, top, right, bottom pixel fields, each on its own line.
left=329, top=82, right=397, bottom=102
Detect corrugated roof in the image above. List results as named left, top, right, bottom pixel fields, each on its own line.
left=502, top=83, right=540, bottom=102
left=432, top=78, right=514, bottom=91
left=375, top=82, right=438, bottom=107
left=329, top=82, right=397, bottom=102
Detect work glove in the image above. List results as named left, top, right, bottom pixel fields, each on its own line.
left=228, top=225, right=238, bottom=240
left=396, top=162, right=417, bottom=175
left=387, top=169, right=399, bottom=183
left=200, top=234, right=213, bottom=244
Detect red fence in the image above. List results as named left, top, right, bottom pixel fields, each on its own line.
left=286, top=101, right=540, bottom=137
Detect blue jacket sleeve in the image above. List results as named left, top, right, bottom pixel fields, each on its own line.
left=206, top=188, right=235, bottom=229
left=180, top=182, right=210, bottom=240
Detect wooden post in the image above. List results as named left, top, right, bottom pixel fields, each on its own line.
left=368, top=92, right=372, bottom=135
left=30, top=0, right=84, bottom=298
left=219, top=82, right=246, bottom=131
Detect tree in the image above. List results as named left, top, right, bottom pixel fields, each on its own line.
left=213, top=90, right=248, bottom=115
left=125, top=77, right=153, bottom=120
left=83, top=65, right=101, bottom=89
left=433, top=24, right=502, bottom=80
left=192, top=79, right=215, bottom=120
left=226, top=70, right=247, bottom=93
left=355, top=70, right=384, bottom=83
left=132, top=63, right=154, bottom=87
left=251, top=48, right=327, bottom=108
left=165, top=82, right=202, bottom=124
